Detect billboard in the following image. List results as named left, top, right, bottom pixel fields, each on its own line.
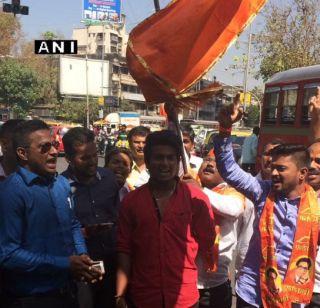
left=83, top=0, right=121, bottom=23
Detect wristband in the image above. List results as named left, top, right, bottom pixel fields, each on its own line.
left=219, top=126, right=232, bottom=134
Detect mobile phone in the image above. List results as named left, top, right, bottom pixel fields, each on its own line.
left=92, top=260, right=105, bottom=274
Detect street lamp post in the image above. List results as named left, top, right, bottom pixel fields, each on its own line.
left=85, top=23, right=90, bottom=129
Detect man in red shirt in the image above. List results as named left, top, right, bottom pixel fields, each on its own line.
left=116, top=130, right=216, bottom=308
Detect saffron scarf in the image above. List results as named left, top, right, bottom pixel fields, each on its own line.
left=260, top=184, right=320, bottom=307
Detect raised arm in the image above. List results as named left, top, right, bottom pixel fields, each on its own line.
left=309, top=87, right=320, bottom=142
left=214, top=95, right=269, bottom=204
left=203, top=188, right=244, bottom=219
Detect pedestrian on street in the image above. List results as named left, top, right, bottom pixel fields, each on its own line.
left=240, top=126, right=259, bottom=175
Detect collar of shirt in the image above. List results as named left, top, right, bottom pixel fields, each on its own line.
left=17, top=166, right=57, bottom=186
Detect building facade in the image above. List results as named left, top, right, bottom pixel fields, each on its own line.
left=68, top=18, right=154, bottom=115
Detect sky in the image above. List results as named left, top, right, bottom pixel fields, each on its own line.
left=17, top=0, right=270, bottom=89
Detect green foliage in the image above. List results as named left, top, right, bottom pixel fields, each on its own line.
left=0, top=58, right=42, bottom=116
left=255, top=0, right=320, bottom=81
left=0, top=12, right=21, bottom=56
left=54, top=98, right=100, bottom=123
left=244, top=104, right=260, bottom=127
left=120, top=99, right=135, bottom=111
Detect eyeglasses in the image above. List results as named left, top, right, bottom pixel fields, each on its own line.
left=24, top=141, right=60, bottom=154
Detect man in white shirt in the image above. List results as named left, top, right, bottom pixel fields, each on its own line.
left=240, top=126, right=259, bottom=175
left=195, top=154, right=254, bottom=308
left=126, top=126, right=150, bottom=189
left=181, top=125, right=203, bottom=174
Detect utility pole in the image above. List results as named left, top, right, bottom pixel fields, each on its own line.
left=153, top=0, right=160, bottom=12
left=243, top=24, right=252, bottom=111
left=85, top=23, right=90, bottom=129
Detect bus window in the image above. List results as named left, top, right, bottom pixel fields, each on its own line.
left=281, top=85, right=298, bottom=124
left=263, top=87, right=280, bottom=124
left=302, top=83, right=320, bottom=124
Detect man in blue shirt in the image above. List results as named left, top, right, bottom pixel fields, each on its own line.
left=0, top=120, right=102, bottom=308
left=62, top=127, right=119, bottom=308
left=240, top=126, right=259, bottom=175
left=213, top=96, right=319, bottom=307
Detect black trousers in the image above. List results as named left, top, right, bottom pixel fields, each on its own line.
left=3, top=293, right=78, bottom=308
left=307, top=293, right=320, bottom=308
left=199, top=280, right=232, bottom=308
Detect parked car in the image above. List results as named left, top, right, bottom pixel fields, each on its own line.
left=201, top=129, right=252, bottom=162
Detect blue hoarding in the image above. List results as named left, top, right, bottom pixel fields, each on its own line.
left=83, top=0, right=121, bottom=23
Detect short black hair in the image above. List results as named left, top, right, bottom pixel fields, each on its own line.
left=13, top=120, right=50, bottom=150
left=253, top=126, right=260, bottom=135
left=0, top=119, right=25, bottom=140
left=269, top=144, right=310, bottom=168
left=181, top=125, right=195, bottom=143
left=296, top=257, right=312, bottom=269
left=127, top=126, right=150, bottom=143
left=105, top=147, right=133, bottom=168
left=262, top=138, right=284, bottom=153
left=62, top=127, right=95, bottom=157
left=144, top=130, right=182, bottom=164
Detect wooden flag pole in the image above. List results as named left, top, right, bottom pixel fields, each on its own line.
left=153, top=1, right=188, bottom=175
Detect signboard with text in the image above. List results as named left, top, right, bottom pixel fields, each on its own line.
left=82, top=0, right=121, bottom=23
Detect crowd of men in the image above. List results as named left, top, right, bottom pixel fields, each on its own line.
left=0, top=90, right=320, bottom=308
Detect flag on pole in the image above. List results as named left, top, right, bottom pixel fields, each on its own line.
left=127, top=0, right=267, bottom=108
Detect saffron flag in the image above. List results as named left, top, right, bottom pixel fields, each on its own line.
left=127, top=0, right=267, bottom=107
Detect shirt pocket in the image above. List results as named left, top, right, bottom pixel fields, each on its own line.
left=164, top=210, right=192, bottom=240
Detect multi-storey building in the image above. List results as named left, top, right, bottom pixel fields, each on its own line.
left=69, top=17, right=153, bottom=115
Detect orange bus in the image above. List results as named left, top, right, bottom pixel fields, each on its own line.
left=258, top=64, right=320, bottom=154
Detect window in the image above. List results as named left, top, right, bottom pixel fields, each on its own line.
left=120, top=67, right=129, bottom=75
left=97, top=33, right=103, bottom=41
left=110, top=33, right=118, bottom=43
left=263, top=87, right=280, bottom=124
left=121, top=84, right=129, bottom=92
left=110, top=46, right=117, bottom=53
left=113, top=65, right=120, bottom=74
left=302, top=83, right=320, bottom=124
left=281, top=85, right=298, bottom=124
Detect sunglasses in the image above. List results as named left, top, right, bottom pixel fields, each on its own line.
left=24, top=141, right=60, bottom=154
